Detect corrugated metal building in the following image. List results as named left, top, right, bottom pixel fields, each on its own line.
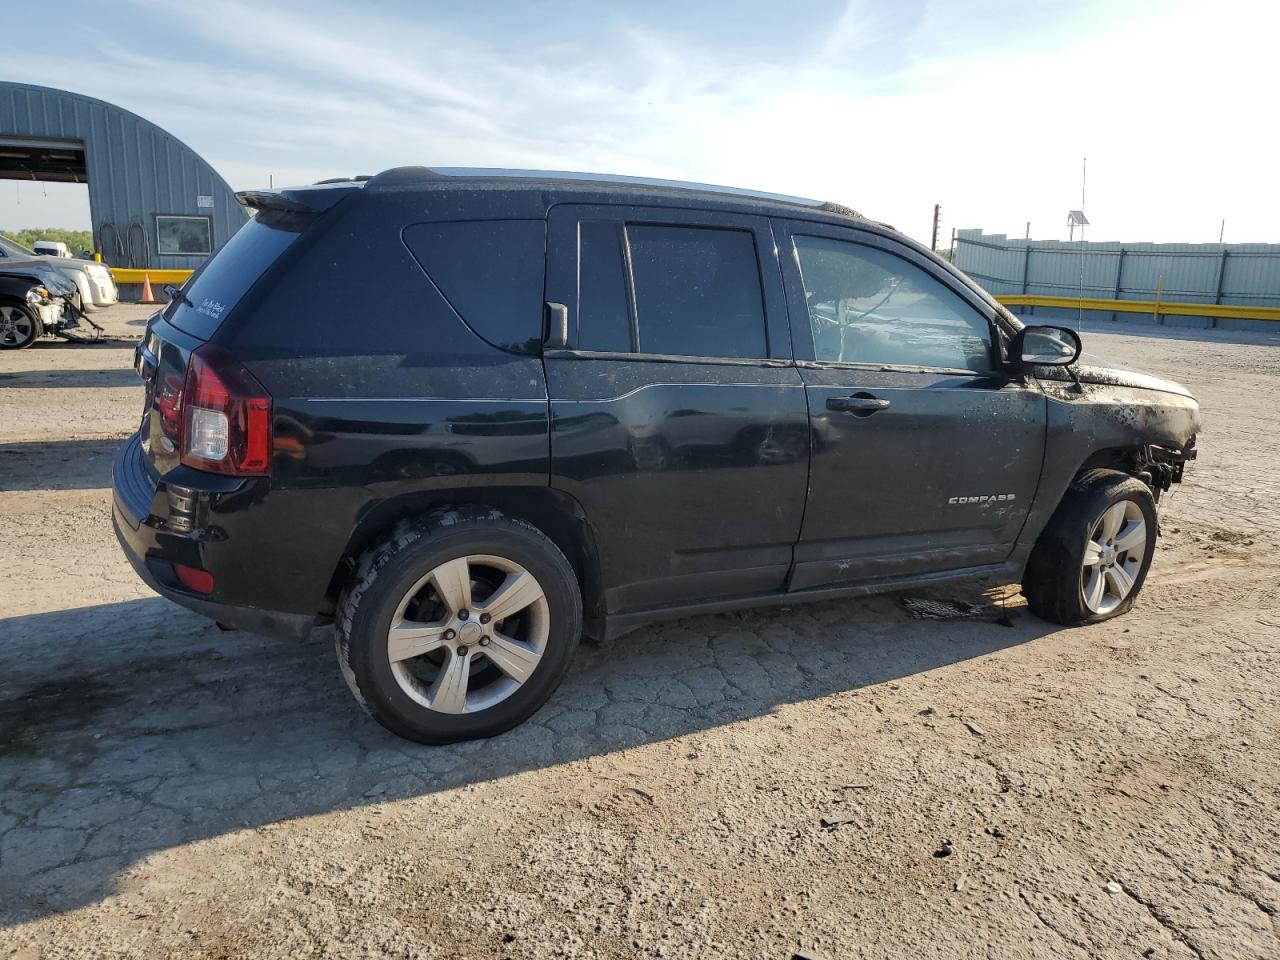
left=0, top=82, right=247, bottom=288
left=954, top=229, right=1280, bottom=330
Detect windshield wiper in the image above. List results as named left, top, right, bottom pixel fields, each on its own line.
left=163, top=284, right=194, bottom=308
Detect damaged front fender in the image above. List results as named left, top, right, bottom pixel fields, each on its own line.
left=1011, top=367, right=1201, bottom=571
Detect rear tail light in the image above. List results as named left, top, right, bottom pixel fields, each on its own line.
left=180, top=344, right=272, bottom=476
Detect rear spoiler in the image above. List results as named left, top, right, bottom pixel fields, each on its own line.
left=235, top=180, right=364, bottom=214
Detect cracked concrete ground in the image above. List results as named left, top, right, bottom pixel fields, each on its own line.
left=1, top=307, right=1278, bottom=959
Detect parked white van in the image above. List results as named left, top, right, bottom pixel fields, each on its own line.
left=32, top=240, right=73, bottom=258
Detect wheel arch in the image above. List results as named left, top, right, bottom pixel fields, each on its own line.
left=1075, top=445, right=1145, bottom=477
left=322, top=486, right=605, bottom=636
left=1013, top=442, right=1158, bottom=577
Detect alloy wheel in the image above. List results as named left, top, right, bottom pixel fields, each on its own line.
left=1081, top=499, right=1148, bottom=615
left=386, top=554, right=550, bottom=714
left=0, top=306, right=35, bottom=346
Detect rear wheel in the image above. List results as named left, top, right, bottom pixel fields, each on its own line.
left=1022, top=470, right=1158, bottom=625
left=336, top=508, right=582, bottom=743
left=0, top=302, right=41, bottom=349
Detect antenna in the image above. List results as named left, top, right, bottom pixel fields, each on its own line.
left=1071, top=157, right=1089, bottom=331
left=1081, top=157, right=1087, bottom=222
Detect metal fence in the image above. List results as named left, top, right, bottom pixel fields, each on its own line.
left=953, top=229, right=1280, bottom=329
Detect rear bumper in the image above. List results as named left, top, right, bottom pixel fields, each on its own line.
left=111, top=434, right=316, bottom=640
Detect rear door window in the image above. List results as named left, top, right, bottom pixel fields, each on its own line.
left=627, top=225, right=767, bottom=359
left=576, top=220, right=633, bottom=353
left=404, top=219, right=546, bottom=354
left=167, top=214, right=303, bottom=340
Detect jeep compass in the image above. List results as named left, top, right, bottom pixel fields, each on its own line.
left=113, top=168, right=1200, bottom=743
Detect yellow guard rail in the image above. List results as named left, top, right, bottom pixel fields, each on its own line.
left=106, top=269, right=1280, bottom=322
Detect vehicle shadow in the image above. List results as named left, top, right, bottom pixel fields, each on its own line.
left=0, top=439, right=123, bottom=492
left=28, top=337, right=138, bottom=350
left=0, top=368, right=140, bottom=389
left=0, top=588, right=1058, bottom=923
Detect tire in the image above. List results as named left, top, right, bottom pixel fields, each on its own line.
left=336, top=507, right=583, bottom=744
left=1022, top=469, right=1158, bottom=626
left=0, top=301, right=42, bottom=350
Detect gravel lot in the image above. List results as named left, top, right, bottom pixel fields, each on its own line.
left=1, top=306, right=1277, bottom=959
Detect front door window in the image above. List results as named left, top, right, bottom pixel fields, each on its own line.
left=793, top=235, right=994, bottom=371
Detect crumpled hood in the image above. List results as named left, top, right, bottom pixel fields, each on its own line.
left=0, top=260, right=78, bottom=296
left=1039, top=354, right=1195, bottom=400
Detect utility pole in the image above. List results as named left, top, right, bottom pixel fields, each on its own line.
left=1219, top=218, right=1226, bottom=243
left=931, top=204, right=941, bottom=252
left=1025, top=221, right=1031, bottom=240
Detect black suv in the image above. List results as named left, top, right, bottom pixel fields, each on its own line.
left=113, top=168, right=1201, bottom=743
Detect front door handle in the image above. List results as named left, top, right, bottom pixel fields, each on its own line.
left=827, top=394, right=891, bottom=416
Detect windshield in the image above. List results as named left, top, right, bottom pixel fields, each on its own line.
left=0, top=236, right=38, bottom=257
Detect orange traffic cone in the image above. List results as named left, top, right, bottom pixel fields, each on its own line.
left=140, top=273, right=155, bottom=304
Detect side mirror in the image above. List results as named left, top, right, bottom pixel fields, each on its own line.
left=1013, top=324, right=1081, bottom=367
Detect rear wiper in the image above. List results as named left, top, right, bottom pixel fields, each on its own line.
left=163, top=283, right=193, bottom=308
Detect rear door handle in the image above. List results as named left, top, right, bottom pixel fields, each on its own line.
left=827, top=394, right=891, bottom=415
left=544, top=302, right=569, bottom=349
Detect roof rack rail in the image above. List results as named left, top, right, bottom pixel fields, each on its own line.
left=365, top=166, right=860, bottom=216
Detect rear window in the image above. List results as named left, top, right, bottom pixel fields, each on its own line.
left=403, top=219, right=546, bottom=354
left=166, top=214, right=303, bottom=339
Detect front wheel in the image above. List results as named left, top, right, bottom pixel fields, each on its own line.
left=336, top=508, right=583, bottom=744
left=0, top=302, right=42, bottom=349
left=1022, top=470, right=1158, bottom=626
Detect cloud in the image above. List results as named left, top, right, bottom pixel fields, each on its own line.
left=5, top=0, right=1278, bottom=243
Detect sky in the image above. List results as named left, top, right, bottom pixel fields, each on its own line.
left=2, top=0, right=1277, bottom=246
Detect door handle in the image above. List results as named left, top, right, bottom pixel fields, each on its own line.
left=544, top=302, right=569, bottom=349
left=827, top=394, right=890, bottom=415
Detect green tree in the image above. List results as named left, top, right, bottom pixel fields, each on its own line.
left=0, top=228, right=95, bottom=255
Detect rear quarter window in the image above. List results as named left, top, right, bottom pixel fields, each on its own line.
left=166, top=214, right=303, bottom=340
left=403, top=219, right=546, bottom=354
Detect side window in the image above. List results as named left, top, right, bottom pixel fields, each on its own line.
left=793, top=235, right=993, bottom=371
left=577, top=220, right=632, bottom=353
left=404, top=219, right=546, bottom=354
left=626, top=224, right=767, bottom=360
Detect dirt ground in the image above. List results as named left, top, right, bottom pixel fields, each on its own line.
left=1, top=306, right=1277, bottom=960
